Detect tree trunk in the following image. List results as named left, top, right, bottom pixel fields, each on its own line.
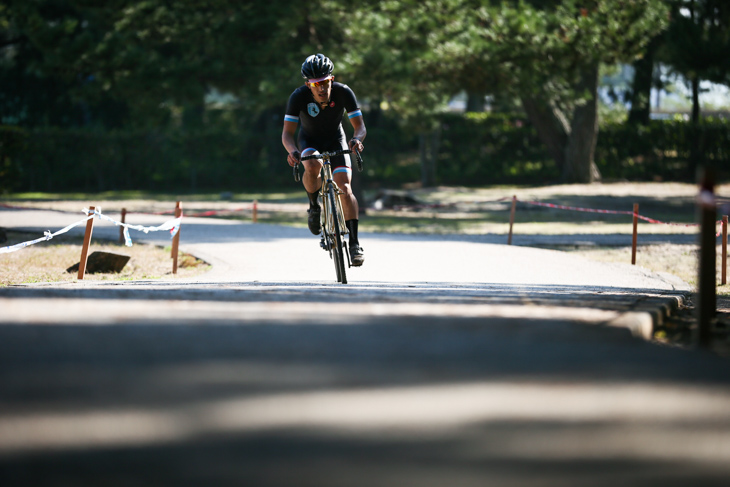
left=521, top=64, right=601, bottom=184
left=466, top=91, right=486, bottom=112
left=520, top=96, right=569, bottom=171
left=419, top=133, right=433, bottom=187
left=691, top=75, right=700, bottom=124
left=628, top=37, right=659, bottom=125
left=419, top=126, right=440, bottom=187
left=689, top=74, right=702, bottom=177
left=563, top=65, right=601, bottom=183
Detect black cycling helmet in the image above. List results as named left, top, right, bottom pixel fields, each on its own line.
left=301, top=53, right=334, bottom=80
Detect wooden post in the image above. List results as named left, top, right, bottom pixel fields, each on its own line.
left=507, top=195, right=516, bottom=245
left=119, top=208, right=127, bottom=244
left=697, top=169, right=716, bottom=348
left=253, top=200, right=258, bottom=223
left=722, top=215, right=728, bottom=286
left=78, top=206, right=96, bottom=280
left=171, top=201, right=182, bottom=274
left=631, top=203, right=639, bottom=265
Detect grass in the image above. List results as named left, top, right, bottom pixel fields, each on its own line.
left=0, top=231, right=209, bottom=287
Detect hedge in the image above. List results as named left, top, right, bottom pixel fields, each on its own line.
left=595, top=118, right=730, bottom=181
left=5, top=114, right=729, bottom=193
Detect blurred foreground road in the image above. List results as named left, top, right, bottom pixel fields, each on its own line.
left=1, top=208, right=729, bottom=487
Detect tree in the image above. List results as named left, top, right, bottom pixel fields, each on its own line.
left=627, top=35, right=661, bottom=125
left=657, top=0, right=730, bottom=175
left=661, top=0, right=730, bottom=122
left=0, top=1, right=113, bottom=127
left=1, top=0, right=359, bottom=128
left=347, top=0, right=669, bottom=183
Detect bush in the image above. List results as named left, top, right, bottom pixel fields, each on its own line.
left=0, top=125, right=28, bottom=193
left=14, top=127, right=282, bottom=193
left=6, top=114, right=729, bottom=193
left=437, top=113, right=558, bottom=185
left=596, top=118, right=730, bottom=181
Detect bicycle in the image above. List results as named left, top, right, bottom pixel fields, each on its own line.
left=294, top=148, right=363, bottom=284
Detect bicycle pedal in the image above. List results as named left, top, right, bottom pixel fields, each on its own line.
left=319, top=238, right=329, bottom=250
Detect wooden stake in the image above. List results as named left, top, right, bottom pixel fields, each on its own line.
left=722, top=215, right=728, bottom=286
left=508, top=195, right=516, bottom=245
left=78, top=206, right=95, bottom=280
left=697, top=169, right=716, bottom=348
left=631, top=203, right=639, bottom=265
left=171, top=201, right=182, bottom=274
left=253, top=200, right=258, bottom=223
left=119, top=208, right=127, bottom=244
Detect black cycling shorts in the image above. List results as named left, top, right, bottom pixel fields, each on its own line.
left=298, top=132, right=351, bottom=172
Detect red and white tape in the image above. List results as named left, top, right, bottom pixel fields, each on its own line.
left=518, top=198, right=724, bottom=237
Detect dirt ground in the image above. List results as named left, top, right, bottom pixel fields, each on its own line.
left=2, top=181, right=729, bottom=354
left=0, top=231, right=209, bottom=286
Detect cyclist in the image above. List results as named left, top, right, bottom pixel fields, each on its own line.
left=282, top=53, right=367, bottom=266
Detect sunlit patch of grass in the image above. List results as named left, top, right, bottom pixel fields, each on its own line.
left=1, top=231, right=209, bottom=287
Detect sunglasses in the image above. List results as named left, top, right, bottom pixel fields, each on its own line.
left=306, top=76, right=334, bottom=88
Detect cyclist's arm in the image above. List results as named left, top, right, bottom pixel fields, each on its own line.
left=282, top=120, right=300, bottom=167
left=348, top=114, right=367, bottom=152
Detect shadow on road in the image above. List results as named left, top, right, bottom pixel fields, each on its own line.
left=0, top=280, right=687, bottom=306
left=1, top=281, right=729, bottom=486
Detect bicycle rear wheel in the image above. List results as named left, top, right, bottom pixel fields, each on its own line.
left=327, top=183, right=347, bottom=284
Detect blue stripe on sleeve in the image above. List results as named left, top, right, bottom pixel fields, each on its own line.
left=347, top=110, right=363, bottom=119
left=284, top=115, right=299, bottom=123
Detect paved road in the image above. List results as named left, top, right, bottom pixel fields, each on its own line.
left=1, top=208, right=729, bottom=487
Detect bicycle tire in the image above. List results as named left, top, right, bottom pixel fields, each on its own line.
left=328, top=183, right=347, bottom=284
left=322, top=189, right=341, bottom=282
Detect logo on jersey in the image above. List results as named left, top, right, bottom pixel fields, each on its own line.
left=307, top=103, right=320, bottom=117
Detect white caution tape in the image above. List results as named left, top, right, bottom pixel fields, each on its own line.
left=84, top=208, right=181, bottom=247
left=0, top=213, right=95, bottom=254
left=0, top=208, right=182, bottom=254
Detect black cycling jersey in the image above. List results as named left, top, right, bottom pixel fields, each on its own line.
left=284, top=82, right=362, bottom=150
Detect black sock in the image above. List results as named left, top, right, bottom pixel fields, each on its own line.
left=346, top=219, right=359, bottom=247
left=307, top=191, right=320, bottom=208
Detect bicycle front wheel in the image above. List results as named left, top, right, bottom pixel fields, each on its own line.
left=327, top=183, right=347, bottom=284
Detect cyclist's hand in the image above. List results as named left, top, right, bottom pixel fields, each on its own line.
left=349, top=137, right=364, bottom=153
left=287, top=150, right=301, bottom=167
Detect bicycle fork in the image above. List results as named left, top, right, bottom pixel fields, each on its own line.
left=319, top=180, right=351, bottom=266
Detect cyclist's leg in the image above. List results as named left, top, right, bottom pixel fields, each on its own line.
left=300, top=147, right=323, bottom=195
left=333, top=168, right=358, bottom=221
left=298, top=135, right=324, bottom=235
left=330, top=136, right=357, bottom=220
left=298, top=133, right=323, bottom=194
left=332, top=157, right=364, bottom=266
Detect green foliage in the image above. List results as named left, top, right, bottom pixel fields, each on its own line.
left=7, top=115, right=730, bottom=192
left=345, top=0, right=670, bottom=183
left=661, top=0, right=730, bottom=86
left=6, top=0, right=728, bottom=190
left=13, top=126, right=280, bottom=192
left=1, top=0, right=360, bottom=128
left=0, top=125, right=28, bottom=193
left=436, top=112, right=558, bottom=184
left=348, top=0, right=669, bottom=111
left=596, top=118, right=730, bottom=179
